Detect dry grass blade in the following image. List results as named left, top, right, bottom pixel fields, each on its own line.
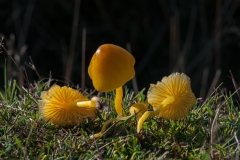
left=210, top=106, right=220, bottom=159
left=172, top=5, right=197, bottom=73
left=0, top=36, right=28, bottom=83
left=25, top=56, right=41, bottom=80
left=200, top=82, right=223, bottom=108
left=229, top=70, right=240, bottom=100
left=200, top=68, right=209, bottom=99
left=126, top=42, right=138, bottom=94
left=81, top=28, right=86, bottom=91
left=65, top=0, right=81, bottom=83
left=206, top=69, right=221, bottom=98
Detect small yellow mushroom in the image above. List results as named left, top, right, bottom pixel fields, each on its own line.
left=137, top=73, right=196, bottom=132
left=39, top=85, right=99, bottom=125
left=88, top=44, right=135, bottom=116
left=129, top=103, right=148, bottom=118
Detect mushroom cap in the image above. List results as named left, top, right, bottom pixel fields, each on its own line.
left=129, top=103, right=148, bottom=118
left=39, top=85, right=96, bottom=125
left=88, top=44, right=135, bottom=92
left=147, top=73, right=196, bottom=120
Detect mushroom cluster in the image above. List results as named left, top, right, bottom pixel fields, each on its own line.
left=38, top=43, right=197, bottom=139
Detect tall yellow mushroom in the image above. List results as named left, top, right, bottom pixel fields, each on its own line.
left=137, top=73, right=196, bottom=132
left=88, top=44, right=135, bottom=116
left=39, top=85, right=99, bottom=125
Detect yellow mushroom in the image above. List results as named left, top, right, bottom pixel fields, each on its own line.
left=129, top=103, right=148, bottom=118
left=137, top=73, right=196, bottom=132
left=88, top=44, right=135, bottom=115
left=39, top=85, right=99, bottom=125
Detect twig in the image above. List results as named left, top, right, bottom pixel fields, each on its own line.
left=157, top=151, right=169, bottom=160
left=136, top=25, right=166, bottom=75
left=172, top=5, right=198, bottom=72
left=0, top=37, right=28, bottom=83
left=25, top=56, right=41, bottom=80
left=215, top=0, right=221, bottom=70
left=187, top=1, right=237, bottom=73
left=200, top=82, right=223, bottom=108
left=22, top=67, right=29, bottom=87
left=200, top=68, right=209, bottom=99
left=229, top=70, right=240, bottom=100
left=169, top=14, right=179, bottom=71
left=92, top=132, right=102, bottom=159
left=126, top=43, right=138, bottom=94
left=23, top=121, right=35, bottom=160
left=206, top=69, right=221, bottom=98
left=81, top=28, right=86, bottom=91
left=47, top=71, right=52, bottom=88
left=65, top=0, right=81, bottom=83
left=210, top=106, right=220, bottom=159
left=234, top=132, right=240, bottom=156
left=17, top=0, right=35, bottom=51
left=198, top=0, right=208, bottom=42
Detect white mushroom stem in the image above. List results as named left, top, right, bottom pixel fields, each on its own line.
left=115, top=86, right=124, bottom=116
left=137, top=96, right=175, bottom=133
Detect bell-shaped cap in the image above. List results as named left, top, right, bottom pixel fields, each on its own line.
left=147, top=73, right=196, bottom=120
left=39, top=85, right=96, bottom=125
left=88, top=44, right=135, bottom=92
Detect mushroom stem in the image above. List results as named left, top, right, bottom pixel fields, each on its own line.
left=137, top=96, right=175, bottom=132
left=90, top=115, right=132, bottom=139
left=76, top=97, right=100, bottom=108
left=115, top=86, right=124, bottom=115
left=77, top=101, right=96, bottom=107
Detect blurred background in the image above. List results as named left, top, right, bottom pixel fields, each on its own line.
left=0, top=0, right=240, bottom=99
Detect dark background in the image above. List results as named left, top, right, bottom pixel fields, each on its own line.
left=1, top=0, right=240, bottom=99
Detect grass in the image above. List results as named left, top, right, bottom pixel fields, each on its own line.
left=0, top=74, right=240, bottom=159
